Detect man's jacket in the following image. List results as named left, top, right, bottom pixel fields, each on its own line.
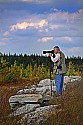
left=53, top=51, right=66, bottom=74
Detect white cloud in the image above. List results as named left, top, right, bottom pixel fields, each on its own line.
left=38, top=37, right=53, bottom=42
left=38, top=20, right=48, bottom=27
left=8, top=8, right=83, bottom=37
left=50, top=8, right=59, bottom=12
left=3, top=31, right=9, bottom=36
left=64, top=47, right=83, bottom=57
left=22, top=0, right=51, bottom=3
left=0, top=0, right=52, bottom=4
left=49, top=24, right=63, bottom=30
left=38, top=28, right=49, bottom=32
left=47, top=9, right=83, bottom=23
left=55, top=36, right=73, bottom=42
left=0, top=0, right=83, bottom=5
left=10, top=19, right=48, bottom=31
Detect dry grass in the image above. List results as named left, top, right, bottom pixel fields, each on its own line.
left=43, top=79, right=83, bottom=125
left=0, top=79, right=32, bottom=125
left=0, top=78, right=83, bottom=125
left=0, top=77, right=40, bottom=125
left=0, top=86, right=19, bottom=125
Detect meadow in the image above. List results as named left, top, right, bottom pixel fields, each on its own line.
left=0, top=55, right=83, bottom=125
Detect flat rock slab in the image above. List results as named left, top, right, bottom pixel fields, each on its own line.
left=21, top=104, right=61, bottom=125
left=9, top=94, right=43, bottom=105
left=37, top=79, right=55, bottom=87
left=13, top=104, right=40, bottom=116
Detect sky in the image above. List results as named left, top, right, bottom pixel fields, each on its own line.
left=0, top=0, right=83, bottom=57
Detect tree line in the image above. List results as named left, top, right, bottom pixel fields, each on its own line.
left=0, top=53, right=83, bottom=83
left=1, top=53, right=83, bottom=70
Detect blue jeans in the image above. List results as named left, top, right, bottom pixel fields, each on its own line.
left=55, top=74, right=64, bottom=95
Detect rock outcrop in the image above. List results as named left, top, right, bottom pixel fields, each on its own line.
left=9, top=76, right=81, bottom=124
left=9, top=94, right=43, bottom=109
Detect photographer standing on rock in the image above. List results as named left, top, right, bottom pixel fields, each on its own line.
left=49, top=46, right=66, bottom=97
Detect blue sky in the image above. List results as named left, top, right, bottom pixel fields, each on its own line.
left=0, top=0, right=83, bottom=57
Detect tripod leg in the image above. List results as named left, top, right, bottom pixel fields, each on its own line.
left=50, top=80, right=52, bottom=96
left=50, top=70, right=52, bottom=96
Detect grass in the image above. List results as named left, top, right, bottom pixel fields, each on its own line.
left=0, top=78, right=39, bottom=125
left=0, top=78, right=83, bottom=125
left=0, top=83, right=21, bottom=125
left=43, top=79, right=83, bottom=125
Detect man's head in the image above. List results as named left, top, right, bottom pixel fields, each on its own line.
left=54, top=46, right=60, bottom=54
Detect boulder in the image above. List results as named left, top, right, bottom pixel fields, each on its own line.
left=9, top=94, right=42, bottom=109
left=64, top=76, right=81, bottom=84
left=36, top=85, right=56, bottom=95
left=21, top=104, right=61, bottom=125
left=37, top=79, right=55, bottom=87
left=13, top=104, right=40, bottom=116
left=64, top=76, right=71, bottom=84
left=17, top=88, right=36, bottom=94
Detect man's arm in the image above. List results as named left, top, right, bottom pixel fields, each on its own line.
left=49, top=53, right=60, bottom=63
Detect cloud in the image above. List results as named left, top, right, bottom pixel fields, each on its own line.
left=38, top=37, right=53, bottom=42
left=47, top=9, right=83, bottom=23
left=3, top=31, right=9, bottom=36
left=55, top=36, right=73, bottom=42
left=8, top=9, right=83, bottom=42
left=50, top=8, right=59, bottom=12
left=49, top=24, right=63, bottom=30
left=10, top=19, right=48, bottom=31
left=64, top=47, right=83, bottom=57
left=0, top=0, right=52, bottom=4
left=5, top=8, right=83, bottom=40
left=38, top=28, right=49, bottom=33
left=0, top=0, right=83, bottom=5
left=38, top=24, right=62, bottom=33
left=68, top=47, right=83, bottom=53
left=38, top=36, right=73, bottom=44
left=22, top=0, right=52, bottom=4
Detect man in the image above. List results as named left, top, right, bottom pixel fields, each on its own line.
left=49, top=46, right=66, bottom=97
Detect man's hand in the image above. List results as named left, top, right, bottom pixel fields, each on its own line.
left=49, top=53, right=52, bottom=57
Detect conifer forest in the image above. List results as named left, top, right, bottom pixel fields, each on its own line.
left=0, top=53, right=83, bottom=83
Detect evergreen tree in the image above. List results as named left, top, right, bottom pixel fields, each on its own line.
left=66, top=61, right=75, bottom=76
left=0, top=58, right=9, bottom=82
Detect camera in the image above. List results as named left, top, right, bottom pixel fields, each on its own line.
left=43, top=50, right=54, bottom=54
left=43, top=50, right=55, bottom=58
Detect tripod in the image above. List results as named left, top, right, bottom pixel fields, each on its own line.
left=49, top=58, right=54, bottom=96
left=50, top=68, right=53, bottom=96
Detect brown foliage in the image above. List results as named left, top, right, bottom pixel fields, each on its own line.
left=43, top=79, right=83, bottom=125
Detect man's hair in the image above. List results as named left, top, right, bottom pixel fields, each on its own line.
left=54, top=46, right=60, bottom=50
